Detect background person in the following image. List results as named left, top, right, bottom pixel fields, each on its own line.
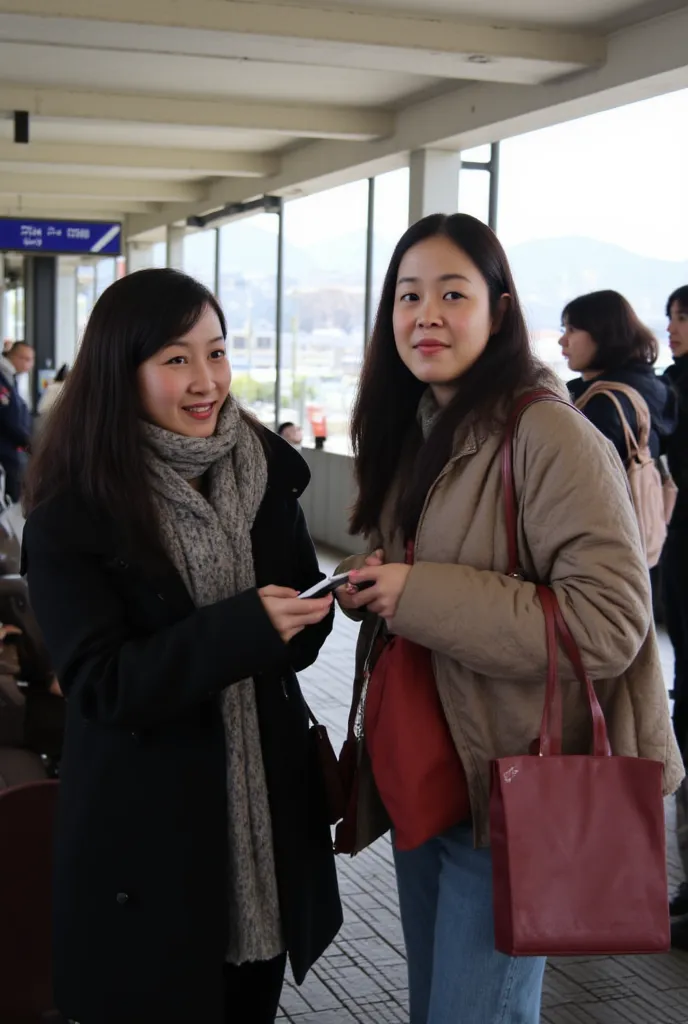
left=277, top=421, right=303, bottom=447
left=559, top=290, right=676, bottom=460
left=660, top=285, right=688, bottom=946
left=0, top=341, right=34, bottom=502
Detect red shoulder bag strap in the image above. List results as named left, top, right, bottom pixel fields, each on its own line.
left=502, top=391, right=611, bottom=758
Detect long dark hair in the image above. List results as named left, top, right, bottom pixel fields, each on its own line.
left=562, top=290, right=658, bottom=370
left=350, top=213, right=538, bottom=540
left=24, top=268, right=231, bottom=555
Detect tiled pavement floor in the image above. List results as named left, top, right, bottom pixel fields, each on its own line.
left=278, top=549, right=688, bottom=1024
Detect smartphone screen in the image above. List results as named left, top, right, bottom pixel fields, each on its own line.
left=298, top=573, right=351, bottom=599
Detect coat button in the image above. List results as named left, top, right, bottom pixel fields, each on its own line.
left=116, top=892, right=129, bottom=906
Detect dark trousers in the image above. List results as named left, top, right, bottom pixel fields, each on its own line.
left=663, top=529, right=688, bottom=760
left=223, top=952, right=286, bottom=1024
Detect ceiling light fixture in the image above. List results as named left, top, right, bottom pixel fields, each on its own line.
left=13, top=111, right=29, bottom=144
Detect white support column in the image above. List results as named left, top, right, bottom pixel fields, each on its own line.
left=165, top=225, right=185, bottom=271
left=56, top=257, right=78, bottom=367
left=126, top=241, right=155, bottom=275
left=408, top=149, right=461, bottom=225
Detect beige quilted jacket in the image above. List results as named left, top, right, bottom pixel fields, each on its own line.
left=340, top=377, right=683, bottom=850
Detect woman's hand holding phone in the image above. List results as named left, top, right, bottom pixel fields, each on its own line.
left=258, top=586, right=333, bottom=644
left=335, top=549, right=384, bottom=613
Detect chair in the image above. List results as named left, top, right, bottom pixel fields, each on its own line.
left=0, top=779, right=59, bottom=1023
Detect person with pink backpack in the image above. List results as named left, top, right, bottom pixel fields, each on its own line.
left=559, top=290, right=678, bottom=568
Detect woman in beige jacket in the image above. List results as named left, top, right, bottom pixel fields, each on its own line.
left=337, top=213, right=681, bottom=1024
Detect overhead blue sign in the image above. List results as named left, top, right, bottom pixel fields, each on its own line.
left=0, top=218, right=122, bottom=256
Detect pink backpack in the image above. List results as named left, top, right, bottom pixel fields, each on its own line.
left=574, top=381, right=676, bottom=569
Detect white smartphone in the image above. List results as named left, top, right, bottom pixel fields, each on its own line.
left=298, top=573, right=351, bottom=599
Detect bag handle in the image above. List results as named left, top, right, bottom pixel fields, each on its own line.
left=575, top=381, right=651, bottom=454
left=502, top=390, right=611, bottom=759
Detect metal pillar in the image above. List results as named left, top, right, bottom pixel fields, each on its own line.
left=488, top=142, right=501, bottom=233
left=273, top=198, right=284, bottom=431
left=364, top=177, right=375, bottom=348
left=461, top=142, right=501, bottom=231
left=24, top=255, right=57, bottom=408
left=214, top=228, right=221, bottom=298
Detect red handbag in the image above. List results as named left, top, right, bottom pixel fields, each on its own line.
left=490, top=389, right=670, bottom=956
left=362, top=542, right=471, bottom=851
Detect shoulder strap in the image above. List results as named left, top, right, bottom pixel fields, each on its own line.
left=575, top=381, right=651, bottom=455
left=502, top=392, right=611, bottom=759
left=501, top=389, right=577, bottom=579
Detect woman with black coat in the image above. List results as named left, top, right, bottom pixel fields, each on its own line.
left=21, top=269, right=342, bottom=1024
left=663, top=287, right=688, bottom=754
left=559, top=289, right=677, bottom=460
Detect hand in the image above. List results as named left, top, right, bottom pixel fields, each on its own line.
left=336, top=549, right=384, bottom=613
left=48, top=676, right=63, bottom=698
left=345, top=562, right=412, bottom=624
left=258, top=585, right=333, bottom=644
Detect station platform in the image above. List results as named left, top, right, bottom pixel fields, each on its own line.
left=280, top=550, right=688, bottom=1024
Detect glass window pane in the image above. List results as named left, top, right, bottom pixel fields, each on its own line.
left=76, top=264, right=96, bottom=340
left=184, top=230, right=217, bottom=292
left=459, top=168, right=490, bottom=224
left=372, top=167, right=410, bottom=314
left=152, top=241, right=166, bottom=268
left=219, top=213, right=278, bottom=426
left=462, top=144, right=491, bottom=163
left=283, top=180, right=369, bottom=454
left=3, top=286, right=24, bottom=342
left=95, top=258, right=116, bottom=299
left=498, top=88, right=688, bottom=376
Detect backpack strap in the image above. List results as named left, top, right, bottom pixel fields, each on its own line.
left=574, top=381, right=651, bottom=460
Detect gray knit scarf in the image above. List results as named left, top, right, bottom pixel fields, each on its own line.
left=142, top=397, right=284, bottom=965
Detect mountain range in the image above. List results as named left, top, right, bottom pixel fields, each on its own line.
left=218, top=221, right=688, bottom=336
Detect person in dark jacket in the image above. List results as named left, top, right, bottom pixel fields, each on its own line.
left=660, top=286, right=688, bottom=948
left=0, top=341, right=34, bottom=502
left=559, top=290, right=677, bottom=460
left=21, top=269, right=342, bottom=1024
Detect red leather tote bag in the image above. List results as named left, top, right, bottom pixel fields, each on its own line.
left=363, top=543, right=470, bottom=851
left=490, top=390, right=670, bottom=956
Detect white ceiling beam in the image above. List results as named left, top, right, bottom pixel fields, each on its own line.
left=0, top=172, right=205, bottom=202
left=0, top=141, right=278, bottom=177
left=0, top=207, right=127, bottom=220
left=0, top=193, right=157, bottom=214
left=0, top=0, right=606, bottom=69
left=0, top=83, right=392, bottom=140
left=126, top=4, right=688, bottom=238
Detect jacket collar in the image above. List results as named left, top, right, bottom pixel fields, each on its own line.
left=260, top=426, right=311, bottom=499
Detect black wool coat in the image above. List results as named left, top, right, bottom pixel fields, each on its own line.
left=22, top=431, right=342, bottom=1024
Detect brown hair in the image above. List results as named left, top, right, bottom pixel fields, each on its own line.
left=349, top=213, right=538, bottom=541
left=562, top=290, right=658, bottom=370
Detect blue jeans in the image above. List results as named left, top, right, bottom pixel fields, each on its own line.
left=393, top=824, right=546, bottom=1024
